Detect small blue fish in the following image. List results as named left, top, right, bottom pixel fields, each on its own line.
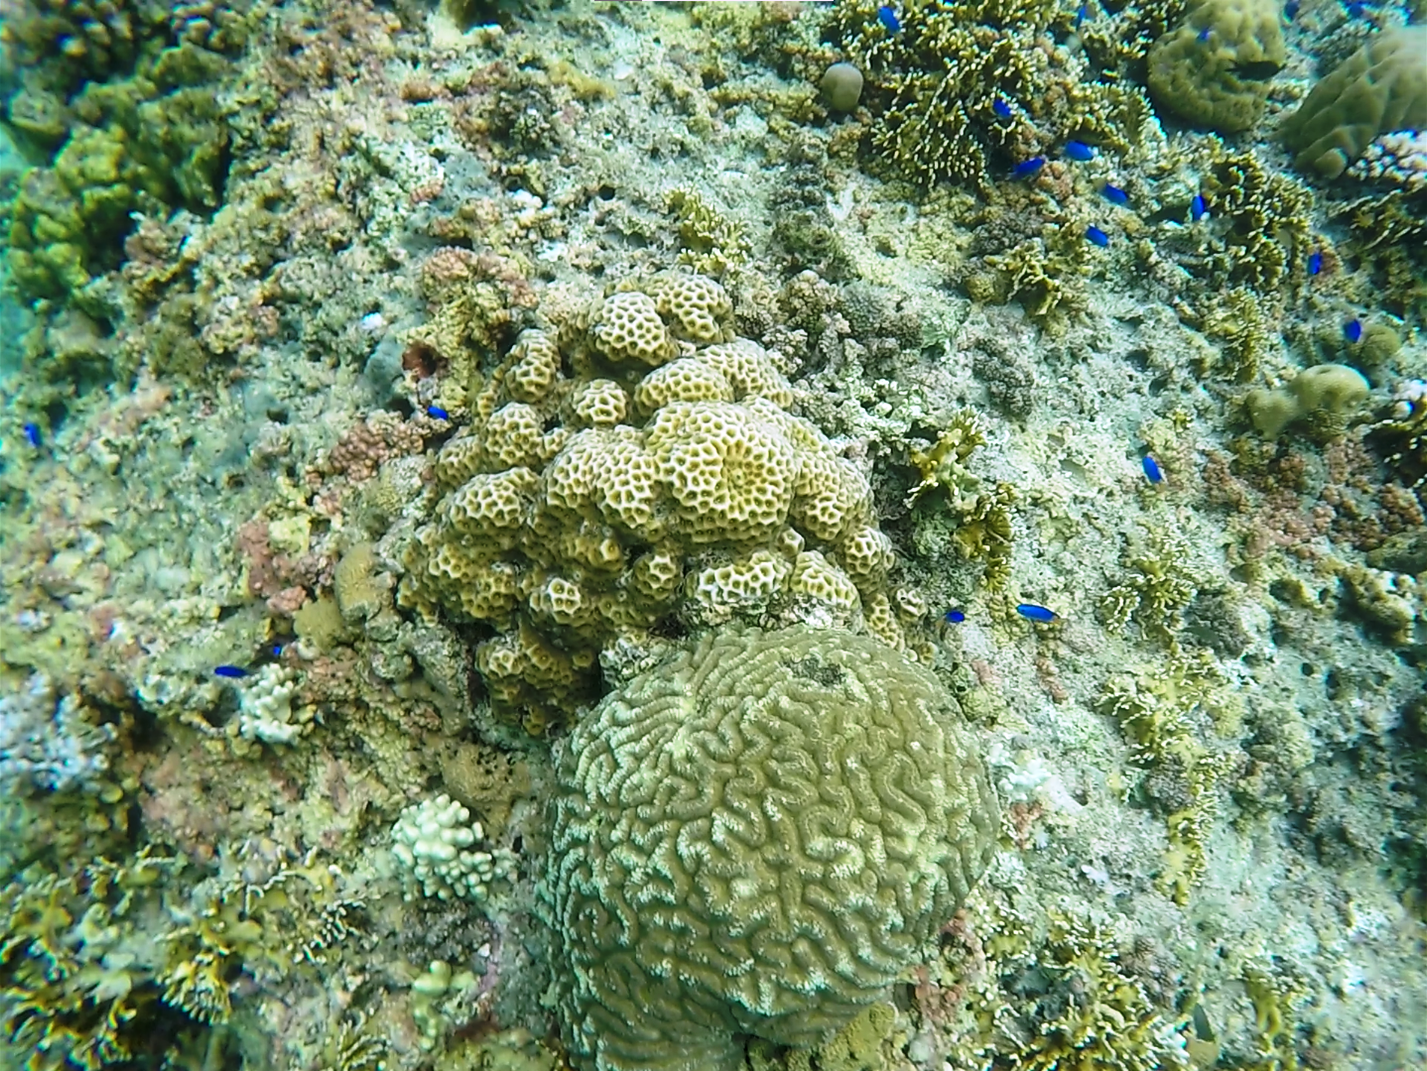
left=877, top=5, right=900, bottom=32
left=1142, top=455, right=1164, bottom=483
left=1101, top=183, right=1129, bottom=206
left=1075, top=2, right=1088, bottom=28
left=1064, top=140, right=1095, bottom=162
left=22, top=423, right=41, bottom=447
left=1190, top=194, right=1208, bottom=222
left=1197, top=27, right=1212, bottom=42
left=1285, top=0, right=1299, bottom=17
left=427, top=405, right=449, bottom=420
left=1307, top=251, right=1323, bottom=275
left=1012, top=156, right=1046, bottom=179
left=214, top=665, right=249, bottom=679
left=993, top=98, right=1013, bottom=119
left=271, top=644, right=285, bottom=657
left=1344, top=319, right=1363, bottom=343
left=1085, top=225, right=1110, bottom=247
left=1016, top=603, right=1058, bottom=623
left=944, top=609, right=967, bottom=624
left=1345, top=1, right=1366, bottom=17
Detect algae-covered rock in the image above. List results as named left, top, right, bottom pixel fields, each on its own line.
left=1281, top=25, right=1427, bottom=179
left=1147, top=0, right=1285, bottom=133
left=543, top=624, right=999, bottom=1071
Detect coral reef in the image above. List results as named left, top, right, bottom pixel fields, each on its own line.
left=1280, top=25, right=1427, bottom=179
left=543, top=624, right=998, bottom=1071
left=399, top=271, right=905, bottom=734
left=1146, top=0, right=1285, bottom=133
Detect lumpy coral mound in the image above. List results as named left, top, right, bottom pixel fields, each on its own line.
left=542, top=624, right=1000, bottom=1071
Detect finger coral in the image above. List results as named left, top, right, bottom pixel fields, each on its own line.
left=542, top=624, right=999, bottom=1071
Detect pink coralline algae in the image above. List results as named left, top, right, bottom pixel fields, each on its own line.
left=317, top=411, right=430, bottom=484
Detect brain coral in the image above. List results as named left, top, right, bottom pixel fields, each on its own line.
left=400, top=272, right=906, bottom=734
left=543, top=624, right=999, bottom=1071
left=1147, top=0, right=1286, bottom=133
left=1280, top=25, right=1427, bottom=179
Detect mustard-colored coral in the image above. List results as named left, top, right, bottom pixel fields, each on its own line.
left=400, top=273, right=902, bottom=733
left=1147, top=0, right=1285, bottom=133
left=1098, top=653, right=1241, bottom=904
left=543, top=624, right=998, bottom=1071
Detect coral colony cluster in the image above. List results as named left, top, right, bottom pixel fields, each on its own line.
left=2, top=1, right=1427, bottom=1069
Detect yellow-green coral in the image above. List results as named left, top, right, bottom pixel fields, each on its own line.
left=828, top=0, right=1054, bottom=190
left=1099, top=530, right=1198, bottom=647
left=1098, top=653, right=1242, bottom=904
left=0, top=850, right=198, bottom=1070
left=543, top=624, right=999, bottom=1071
left=667, top=188, right=751, bottom=276
left=1146, top=0, right=1285, bottom=133
left=906, top=413, right=1015, bottom=588
left=999, top=913, right=1177, bottom=1071
left=1280, top=25, right=1427, bottom=179
left=1201, top=145, right=1311, bottom=293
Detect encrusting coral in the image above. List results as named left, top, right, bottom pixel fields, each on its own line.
left=541, top=624, right=999, bottom=1071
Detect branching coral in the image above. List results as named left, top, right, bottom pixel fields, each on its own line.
left=827, top=0, right=1050, bottom=190
left=0, top=850, right=200, bottom=1070
left=1200, top=145, right=1311, bottom=293
left=906, top=412, right=1015, bottom=587
left=667, top=188, right=751, bottom=277
left=1099, top=530, right=1198, bottom=647
left=998, top=913, right=1180, bottom=1071
left=1098, top=653, right=1242, bottom=904
left=1335, top=190, right=1427, bottom=320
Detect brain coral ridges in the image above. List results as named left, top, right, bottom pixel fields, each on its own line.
left=398, top=271, right=907, bottom=735
left=542, top=624, right=999, bottom=1071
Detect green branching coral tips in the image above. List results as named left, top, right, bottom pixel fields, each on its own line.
left=542, top=624, right=999, bottom=1071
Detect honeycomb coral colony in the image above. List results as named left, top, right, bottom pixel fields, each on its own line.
left=1, top=2, right=1426, bottom=1070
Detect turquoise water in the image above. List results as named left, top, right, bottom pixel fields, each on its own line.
left=1, top=2, right=1424, bottom=1069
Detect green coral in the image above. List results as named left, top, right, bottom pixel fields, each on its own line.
left=1098, top=652, right=1242, bottom=905
left=1336, top=190, right=1427, bottom=320
left=1200, top=144, right=1311, bottom=293
left=1000, top=913, right=1177, bottom=1071
left=667, top=188, right=751, bottom=277
left=906, top=412, right=1015, bottom=588
left=543, top=624, right=999, bottom=1071
left=1146, top=0, right=1285, bottom=133
left=828, top=0, right=1055, bottom=190
left=1099, top=529, right=1198, bottom=647
left=1280, top=25, right=1427, bottom=179
left=4, top=24, right=244, bottom=311
left=0, top=850, right=206, bottom=1070
left=1080, top=0, right=1190, bottom=78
